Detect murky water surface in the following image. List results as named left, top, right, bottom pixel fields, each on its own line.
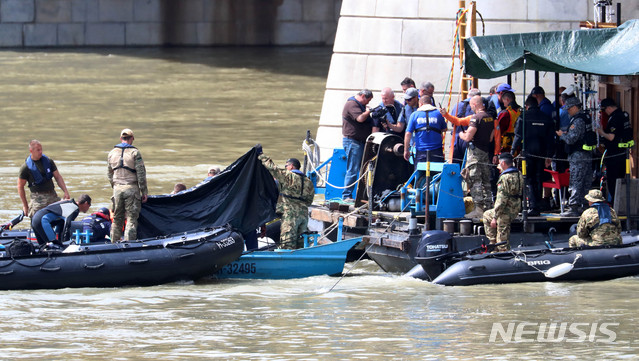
left=0, top=48, right=637, bottom=360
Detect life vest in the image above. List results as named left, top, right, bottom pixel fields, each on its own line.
left=566, top=112, right=597, bottom=154
left=500, top=106, right=521, bottom=150
left=470, top=111, right=494, bottom=153
left=82, top=212, right=112, bottom=241
left=112, top=143, right=137, bottom=173
left=25, top=154, right=53, bottom=186
left=589, top=202, right=618, bottom=231
left=414, top=110, right=445, bottom=134
left=109, top=143, right=140, bottom=185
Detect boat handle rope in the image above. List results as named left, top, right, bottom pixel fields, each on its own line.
left=8, top=253, right=53, bottom=268
left=515, top=252, right=583, bottom=279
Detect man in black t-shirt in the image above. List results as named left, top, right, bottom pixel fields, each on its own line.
left=341, top=89, right=373, bottom=202
left=17, top=140, right=70, bottom=217
left=597, top=98, right=634, bottom=201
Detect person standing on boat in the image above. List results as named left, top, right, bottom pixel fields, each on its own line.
left=597, top=98, right=634, bottom=201
left=568, top=189, right=621, bottom=248
left=511, top=95, right=555, bottom=216
left=258, top=148, right=315, bottom=249
left=529, top=86, right=554, bottom=118
left=493, top=90, right=521, bottom=161
left=400, top=77, right=416, bottom=94
left=403, top=95, right=447, bottom=166
left=556, top=97, right=595, bottom=217
left=31, top=194, right=92, bottom=246
left=419, top=81, right=436, bottom=106
left=482, top=153, right=523, bottom=252
left=107, top=129, right=148, bottom=242
left=18, top=140, right=71, bottom=218
left=459, top=95, right=495, bottom=218
left=397, top=88, right=419, bottom=130
left=447, top=88, right=480, bottom=165
left=372, top=87, right=405, bottom=136
left=341, top=89, right=373, bottom=203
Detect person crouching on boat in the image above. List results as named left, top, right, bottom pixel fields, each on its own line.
left=31, top=194, right=92, bottom=246
left=482, top=153, right=523, bottom=252
left=257, top=145, right=315, bottom=249
left=568, top=190, right=622, bottom=248
left=81, top=207, right=112, bottom=243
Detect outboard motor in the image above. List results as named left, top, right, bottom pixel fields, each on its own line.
left=414, top=230, right=453, bottom=281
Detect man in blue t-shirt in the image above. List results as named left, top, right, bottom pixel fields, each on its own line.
left=403, top=95, right=447, bottom=168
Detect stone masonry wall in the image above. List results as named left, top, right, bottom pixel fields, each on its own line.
left=0, top=0, right=341, bottom=47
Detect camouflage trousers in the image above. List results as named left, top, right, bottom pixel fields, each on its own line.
left=483, top=208, right=515, bottom=252
left=569, top=233, right=622, bottom=248
left=465, top=147, right=493, bottom=210
left=567, top=152, right=592, bottom=209
left=279, top=208, right=309, bottom=250
left=569, top=235, right=593, bottom=248
left=111, top=184, right=142, bottom=242
left=29, top=190, right=60, bottom=217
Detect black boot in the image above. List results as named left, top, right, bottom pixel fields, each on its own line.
left=560, top=207, right=580, bottom=217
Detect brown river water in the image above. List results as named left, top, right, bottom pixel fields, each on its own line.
left=0, top=48, right=637, bottom=360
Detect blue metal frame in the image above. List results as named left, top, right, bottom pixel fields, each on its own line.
left=308, top=148, right=357, bottom=201
left=400, top=162, right=465, bottom=219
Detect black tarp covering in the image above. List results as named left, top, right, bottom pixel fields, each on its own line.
left=136, top=147, right=279, bottom=239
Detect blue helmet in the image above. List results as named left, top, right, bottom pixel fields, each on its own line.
left=96, top=207, right=110, bottom=218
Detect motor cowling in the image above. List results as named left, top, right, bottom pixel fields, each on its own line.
left=415, top=230, right=453, bottom=281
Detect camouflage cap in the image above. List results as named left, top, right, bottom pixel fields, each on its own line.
left=120, top=128, right=134, bottom=137
left=584, top=189, right=606, bottom=203
left=562, top=96, right=582, bottom=109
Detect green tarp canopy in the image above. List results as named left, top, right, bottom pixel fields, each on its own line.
left=464, top=19, right=639, bottom=78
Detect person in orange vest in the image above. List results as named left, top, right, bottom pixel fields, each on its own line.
left=492, top=91, right=521, bottom=164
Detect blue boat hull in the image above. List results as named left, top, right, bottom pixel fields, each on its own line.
left=215, top=237, right=361, bottom=279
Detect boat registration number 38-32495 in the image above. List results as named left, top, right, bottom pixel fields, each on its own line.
left=219, top=262, right=257, bottom=274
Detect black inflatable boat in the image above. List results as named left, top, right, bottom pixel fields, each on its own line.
left=0, top=226, right=243, bottom=290
left=411, top=230, right=639, bottom=286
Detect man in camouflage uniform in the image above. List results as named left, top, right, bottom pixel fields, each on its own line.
left=482, top=153, right=523, bottom=252
left=107, top=129, right=148, bottom=242
left=459, top=95, right=495, bottom=217
left=569, top=189, right=622, bottom=247
left=556, top=97, right=593, bottom=216
left=258, top=146, right=315, bottom=249
left=18, top=140, right=71, bottom=217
